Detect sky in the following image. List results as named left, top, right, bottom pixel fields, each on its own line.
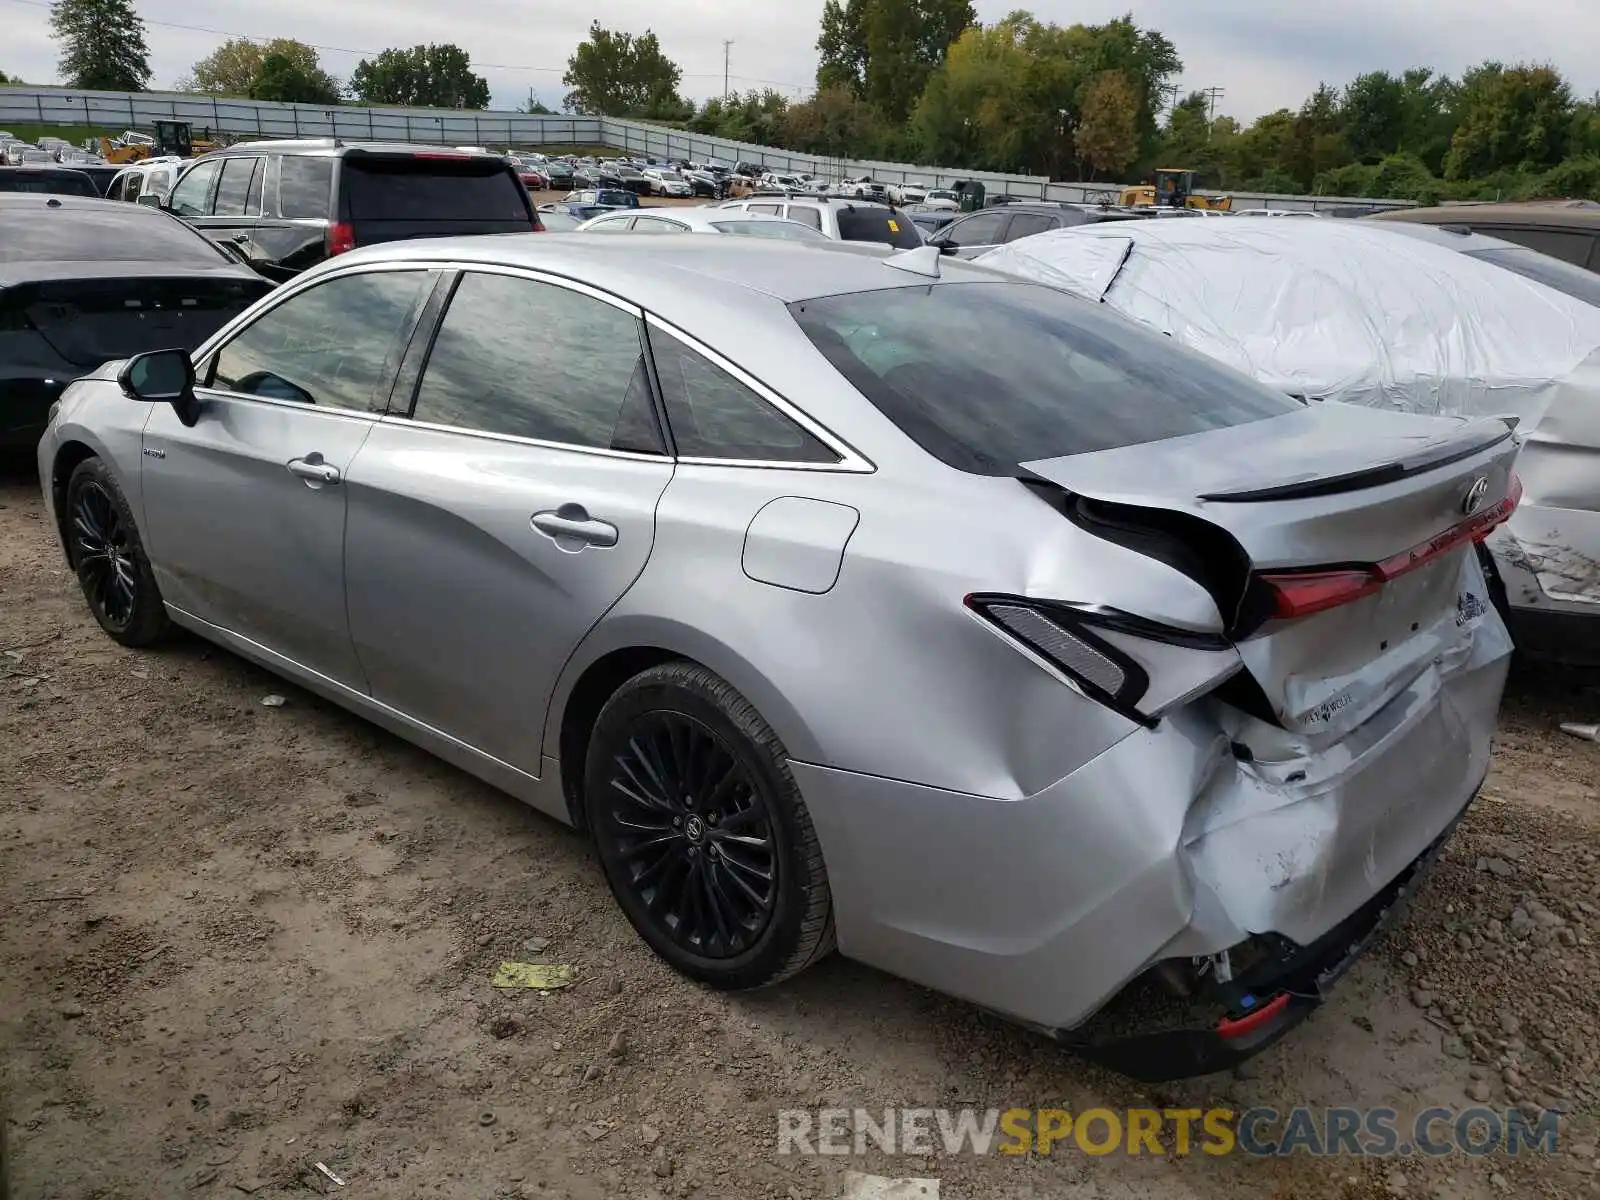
left=3, top=0, right=1599, bottom=125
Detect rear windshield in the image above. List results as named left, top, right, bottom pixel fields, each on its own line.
left=836, top=207, right=923, bottom=249
left=0, top=170, right=98, bottom=196
left=1464, top=245, right=1600, bottom=309
left=790, top=281, right=1299, bottom=475
left=341, top=157, right=530, bottom=221
left=0, top=205, right=228, bottom=264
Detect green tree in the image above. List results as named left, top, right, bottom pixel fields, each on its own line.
left=50, top=0, right=150, bottom=91
left=816, top=0, right=869, bottom=95
left=350, top=44, right=490, bottom=109
left=250, top=53, right=340, bottom=105
left=562, top=22, right=686, bottom=118
left=1340, top=71, right=1407, bottom=161
left=1075, top=70, right=1139, bottom=177
left=1446, top=63, right=1574, bottom=179
left=783, top=86, right=884, bottom=157
left=182, top=37, right=339, bottom=100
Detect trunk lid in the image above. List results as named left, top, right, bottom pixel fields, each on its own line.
left=5, top=270, right=269, bottom=367
left=1022, top=405, right=1521, bottom=737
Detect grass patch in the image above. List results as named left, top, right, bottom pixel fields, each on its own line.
left=0, top=124, right=121, bottom=146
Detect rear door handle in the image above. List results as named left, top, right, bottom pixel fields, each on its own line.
left=287, top=454, right=340, bottom=486
left=532, top=505, right=618, bottom=549
left=228, top=233, right=250, bottom=243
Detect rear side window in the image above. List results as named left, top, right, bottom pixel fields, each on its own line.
left=1488, top=227, right=1595, bottom=267
left=279, top=156, right=332, bottom=219
left=785, top=206, right=822, bottom=230
left=749, top=204, right=782, bottom=216
left=1005, top=213, right=1059, bottom=241
left=1464, top=245, right=1600, bottom=308
left=209, top=270, right=431, bottom=410
left=410, top=271, right=656, bottom=452
left=650, top=326, right=838, bottom=463
left=342, top=158, right=530, bottom=221
left=791, top=282, right=1298, bottom=475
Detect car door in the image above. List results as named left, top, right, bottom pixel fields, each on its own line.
left=252, top=154, right=335, bottom=279
left=187, top=155, right=262, bottom=256
left=139, top=266, right=437, bottom=691
left=343, top=267, right=675, bottom=773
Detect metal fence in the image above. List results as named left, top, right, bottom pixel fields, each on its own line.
left=0, top=87, right=1412, bottom=213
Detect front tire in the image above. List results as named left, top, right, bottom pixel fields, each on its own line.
left=585, top=662, right=835, bottom=990
left=66, top=457, right=169, bottom=646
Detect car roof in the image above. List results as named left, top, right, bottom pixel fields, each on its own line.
left=213, top=139, right=509, bottom=160
left=1374, top=201, right=1600, bottom=229
left=329, top=233, right=1003, bottom=306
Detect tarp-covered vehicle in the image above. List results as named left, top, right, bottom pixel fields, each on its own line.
left=979, top=220, right=1600, bottom=664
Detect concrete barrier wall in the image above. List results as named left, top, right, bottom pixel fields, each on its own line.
left=0, top=87, right=1413, bottom=213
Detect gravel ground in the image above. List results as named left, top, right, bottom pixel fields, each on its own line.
left=2, top=460, right=1599, bottom=1200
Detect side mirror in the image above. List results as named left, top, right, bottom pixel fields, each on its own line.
left=119, top=349, right=201, bottom=427
left=135, top=192, right=162, bottom=207
left=938, top=242, right=959, bottom=255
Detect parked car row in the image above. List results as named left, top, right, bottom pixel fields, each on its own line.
left=11, top=137, right=1598, bottom=1083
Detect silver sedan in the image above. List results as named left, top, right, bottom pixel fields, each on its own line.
left=37, top=236, right=1518, bottom=1079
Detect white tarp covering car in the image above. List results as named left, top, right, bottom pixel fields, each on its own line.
left=978, top=220, right=1600, bottom=661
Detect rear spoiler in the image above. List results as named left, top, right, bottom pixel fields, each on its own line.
left=1197, top=416, right=1520, bottom=503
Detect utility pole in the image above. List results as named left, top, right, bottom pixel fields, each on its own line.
left=1203, top=85, right=1226, bottom=129
left=723, top=40, right=733, bottom=100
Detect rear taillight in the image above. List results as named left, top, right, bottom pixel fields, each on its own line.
left=530, top=210, right=545, bottom=233
left=1259, top=472, right=1522, bottom=620
left=326, top=221, right=356, bottom=257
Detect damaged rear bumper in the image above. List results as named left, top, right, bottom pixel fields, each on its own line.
left=792, top=604, right=1510, bottom=1080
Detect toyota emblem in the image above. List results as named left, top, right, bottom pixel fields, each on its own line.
left=1461, top=477, right=1490, bottom=516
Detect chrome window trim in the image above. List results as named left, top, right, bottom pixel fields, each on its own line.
left=644, top=313, right=874, bottom=474
left=191, top=386, right=384, bottom=423
left=373, top=414, right=671, bottom=464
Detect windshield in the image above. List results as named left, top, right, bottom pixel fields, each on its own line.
left=0, top=205, right=229, bottom=263
left=790, top=281, right=1300, bottom=475
left=595, top=190, right=633, bottom=207
left=712, top=220, right=828, bottom=242
left=1463, top=245, right=1600, bottom=309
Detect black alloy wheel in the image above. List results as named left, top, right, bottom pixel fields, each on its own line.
left=586, top=662, right=835, bottom=989
left=604, top=710, right=777, bottom=958
left=65, top=458, right=169, bottom=646
left=71, top=478, right=137, bottom=632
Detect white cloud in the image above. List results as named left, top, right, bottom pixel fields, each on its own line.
left=4, top=0, right=1597, bottom=124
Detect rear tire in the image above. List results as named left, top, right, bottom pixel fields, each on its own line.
left=585, top=662, right=835, bottom=990
left=66, top=457, right=169, bottom=647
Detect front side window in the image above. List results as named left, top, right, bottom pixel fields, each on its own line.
left=748, top=204, right=782, bottom=216
left=208, top=270, right=431, bottom=410
left=410, top=272, right=658, bottom=452
left=785, top=206, right=823, bottom=230
left=1005, top=213, right=1059, bottom=241
left=935, top=210, right=1006, bottom=246
left=632, top=217, right=687, bottom=233
left=169, top=159, right=221, bottom=217
left=791, top=281, right=1299, bottom=475
left=650, top=326, right=837, bottom=463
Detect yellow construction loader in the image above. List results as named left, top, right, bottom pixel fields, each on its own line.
left=1119, top=168, right=1232, bottom=212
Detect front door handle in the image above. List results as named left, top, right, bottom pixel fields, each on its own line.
left=228, top=233, right=250, bottom=243
left=287, top=454, right=340, bottom=487
left=532, top=505, right=618, bottom=549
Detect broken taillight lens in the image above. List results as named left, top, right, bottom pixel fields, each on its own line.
left=1258, top=473, right=1522, bottom=620
left=325, top=221, right=357, bottom=257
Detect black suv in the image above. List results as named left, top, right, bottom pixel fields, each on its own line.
left=926, top=201, right=1148, bottom=258
left=160, top=140, right=541, bottom=280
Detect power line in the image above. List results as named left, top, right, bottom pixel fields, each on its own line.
left=0, top=0, right=812, bottom=89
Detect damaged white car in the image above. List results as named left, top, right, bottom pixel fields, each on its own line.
left=979, top=219, right=1600, bottom=665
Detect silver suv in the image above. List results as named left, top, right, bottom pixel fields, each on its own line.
left=718, top=194, right=922, bottom=248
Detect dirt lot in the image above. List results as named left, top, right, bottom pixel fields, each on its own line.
left=2, top=460, right=1599, bottom=1200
